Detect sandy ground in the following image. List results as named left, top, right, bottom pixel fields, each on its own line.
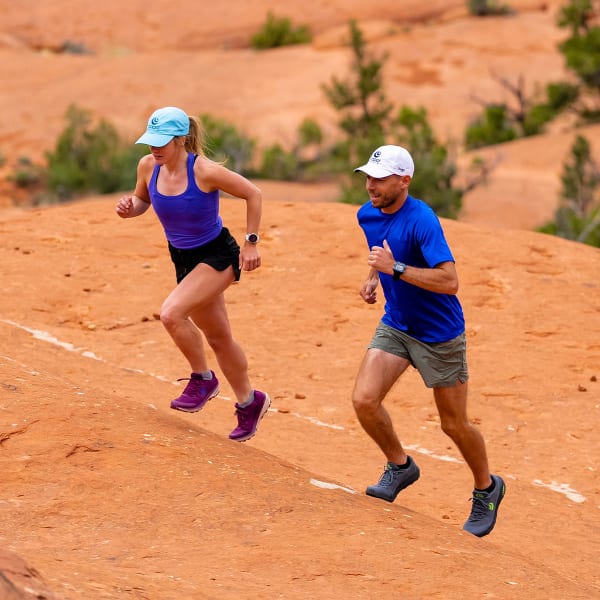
left=0, top=1, right=599, bottom=599
left=0, top=195, right=599, bottom=599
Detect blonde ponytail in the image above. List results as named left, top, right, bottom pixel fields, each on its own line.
left=184, top=116, right=206, bottom=157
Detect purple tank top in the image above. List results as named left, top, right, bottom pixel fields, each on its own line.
left=148, top=153, right=222, bottom=249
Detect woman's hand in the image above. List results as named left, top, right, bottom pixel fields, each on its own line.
left=115, top=195, right=150, bottom=218
left=116, top=195, right=134, bottom=218
left=240, top=243, right=261, bottom=271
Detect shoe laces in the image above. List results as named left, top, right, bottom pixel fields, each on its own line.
left=378, top=464, right=396, bottom=486
left=177, top=376, right=206, bottom=395
left=467, top=494, right=489, bottom=521
left=234, top=402, right=252, bottom=427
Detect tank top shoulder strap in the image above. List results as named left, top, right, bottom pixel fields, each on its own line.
left=148, top=162, right=161, bottom=198
left=186, top=152, right=197, bottom=178
left=186, top=153, right=203, bottom=194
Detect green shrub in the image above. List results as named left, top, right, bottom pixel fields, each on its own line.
left=538, top=205, right=600, bottom=246
left=342, top=105, right=464, bottom=218
left=252, top=118, right=330, bottom=182
left=467, top=0, right=513, bottom=16
left=560, top=27, right=600, bottom=89
left=321, top=22, right=465, bottom=217
left=46, top=105, right=146, bottom=200
left=257, top=144, right=300, bottom=180
left=558, top=0, right=600, bottom=90
left=523, top=82, right=579, bottom=135
left=393, top=106, right=463, bottom=219
left=298, top=118, right=323, bottom=146
left=522, top=104, right=555, bottom=136
left=251, top=12, right=311, bottom=49
left=321, top=20, right=390, bottom=199
left=199, top=113, right=255, bottom=175
left=60, top=40, right=93, bottom=55
left=579, top=107, right=600, bottom=121
left=539, top=135, right=600, bottom=246
left=322, top=20, right=391, bottom=149
left=465, top=104, right=518, bottom=149
left=339, top=179, right=371, bottom=205
left=8, top=156, right=45, bottom=188
left=546, top=81, right=581, bottom=110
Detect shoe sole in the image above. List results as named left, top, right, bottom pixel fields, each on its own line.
left=366, top=467, right=421, bottom=503
left=170, top=385, right=220, bottom=413
left=230, top=393, right=271, bottom=442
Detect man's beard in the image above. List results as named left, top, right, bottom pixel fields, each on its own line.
left=373, top=195, right=397, bottom=209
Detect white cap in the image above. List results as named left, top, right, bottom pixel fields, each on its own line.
left=354, top=145, right=414, bottom=178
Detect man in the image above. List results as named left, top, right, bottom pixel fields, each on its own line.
left=352, top=145, right=504, bottom=537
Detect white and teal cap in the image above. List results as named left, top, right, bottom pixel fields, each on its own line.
left=135, top=106, right=190, bottom=147
left=354, top=145, right=415, bottom=178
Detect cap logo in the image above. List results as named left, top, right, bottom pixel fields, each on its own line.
left=151, top=116, right=160, bottom=125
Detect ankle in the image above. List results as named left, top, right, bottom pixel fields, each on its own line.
left=237, top=390, right=254, bottom=408
left=475, top=477, right=494, bottom=493
left=388, top=456, right=409, bottom=468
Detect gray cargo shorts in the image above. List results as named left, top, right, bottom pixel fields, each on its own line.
left=368, top=322, right=469, bottom=388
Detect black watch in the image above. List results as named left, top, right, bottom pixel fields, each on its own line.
left=392, top=261, right=406, bottom=281
left=245, top=233, right=260, bottom=244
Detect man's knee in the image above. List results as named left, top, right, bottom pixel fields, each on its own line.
left=439, top=416, right=471, bottom=440
left=352, top=389, right=381, bottom=416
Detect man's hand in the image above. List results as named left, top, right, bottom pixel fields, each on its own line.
left=360, top=280, right=378, bottom=304
left=367, top=239, right=395, bottom=275
left=360, top=268, right=380, bottom=304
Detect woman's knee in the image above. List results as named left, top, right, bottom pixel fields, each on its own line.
left=204, top=329, right=233, bottom=352
left=159, top=302, right=186, bottom=332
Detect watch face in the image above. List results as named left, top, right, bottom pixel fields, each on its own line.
left=393, top=262, right=405, bottom=280
left=246, top=233, right=259, bottom=243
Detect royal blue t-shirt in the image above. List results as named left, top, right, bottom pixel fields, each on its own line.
left=148, top=153, right=223, bottom=249
left=357, top=195, right=465, bottom=343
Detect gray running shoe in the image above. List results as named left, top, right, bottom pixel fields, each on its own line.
left=463, top=474, right=506, bottom=537
left=366, top=456, right=420, bottom=502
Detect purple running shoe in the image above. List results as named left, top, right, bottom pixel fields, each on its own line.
left=229, top=390, right=271, bottom=442
left=170, top=371, right=220, bottom=412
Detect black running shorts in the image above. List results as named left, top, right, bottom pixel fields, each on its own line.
left=168, top=227, right=241, bottom=284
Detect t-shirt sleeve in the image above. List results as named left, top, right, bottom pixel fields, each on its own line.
left=415, top=208, right=455, bottom=267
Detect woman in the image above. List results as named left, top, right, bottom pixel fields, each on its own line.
left=116, top=106, right=270, bottom=442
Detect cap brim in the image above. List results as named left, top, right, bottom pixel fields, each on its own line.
left=135, top=132, right=174, bottom=147
left=354, top=164, right=395, bottom=178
